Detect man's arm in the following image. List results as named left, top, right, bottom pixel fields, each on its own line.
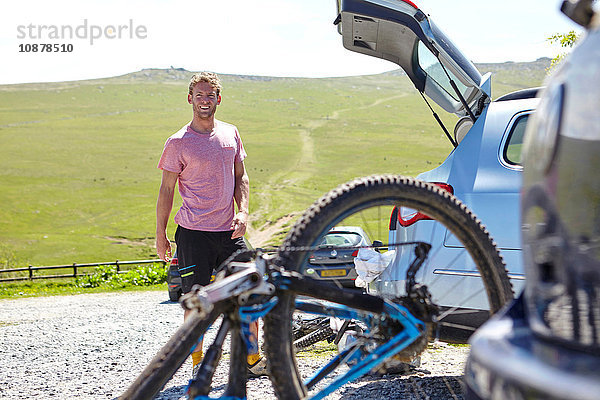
left=156, top=169, right=178, bottom=261
left=231, top=160, right=249, bottom=239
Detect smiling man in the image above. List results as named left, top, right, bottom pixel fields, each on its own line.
left=155, top=72, right=265, bottom=377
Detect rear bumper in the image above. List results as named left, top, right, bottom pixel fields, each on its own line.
left=465, top=296, right=600, bottom=400
left=167, top=265, right=181, bottom=292
left=306, top=262, right=357, bottom=288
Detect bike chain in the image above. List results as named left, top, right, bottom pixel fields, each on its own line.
left=218, top=242, right=438, bottom=363
left=275, top=240, right=428, bottom=255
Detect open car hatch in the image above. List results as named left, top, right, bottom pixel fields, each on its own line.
left=335, top=0, right=491, bottom=120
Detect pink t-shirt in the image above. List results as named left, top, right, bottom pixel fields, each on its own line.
left=158, top=120, right=247, bottom=231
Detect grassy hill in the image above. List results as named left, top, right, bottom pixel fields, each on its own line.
left=0, top=59, right=550, bottom=267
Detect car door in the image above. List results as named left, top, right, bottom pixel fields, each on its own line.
left=335, top=0, right=490, bottom=118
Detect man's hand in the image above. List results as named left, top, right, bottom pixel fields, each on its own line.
left=156, top=232, right=172, bottom=262
left=231, top=211, right=248, bottom=239
left=156, top=170, right=177, bottom=262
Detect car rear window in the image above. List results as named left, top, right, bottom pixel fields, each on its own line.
left=319, top=232, right=363, bottom=247
left=417, top=41, right=469, bottom=103
left=504, top=114, right=530, bottom=165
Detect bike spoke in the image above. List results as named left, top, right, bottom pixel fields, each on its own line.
left=438, top=321, right=478, bottom=332
left=264, top=177, right=511, bottom=399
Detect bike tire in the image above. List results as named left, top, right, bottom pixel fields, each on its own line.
left=264, top=175, right=513, bottom=399
left=294, top=325, right=335, bottom=351
left=293, top=316, right=330, bottom=340
left=119, top=306, right=222, bottom=400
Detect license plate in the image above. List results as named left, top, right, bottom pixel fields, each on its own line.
left=320, top=269, right=347, bottom=277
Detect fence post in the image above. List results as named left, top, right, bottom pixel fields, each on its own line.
left=73, top=263, right=77, bottom=278
left=29, top=265, right=33, bottom=280
left=116, top=260, right=120, bottom=273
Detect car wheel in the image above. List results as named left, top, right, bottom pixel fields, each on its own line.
left=168, top=289, right=181, bottom=302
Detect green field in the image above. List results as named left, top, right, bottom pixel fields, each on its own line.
left=0, top=61, right=549, bottom=268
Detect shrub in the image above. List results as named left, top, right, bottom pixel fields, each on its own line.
left=120, top=263, right=167, bottom=286
left=76, top=265, right=119, bottom=288
left=76, top=263, right=167, bottom=288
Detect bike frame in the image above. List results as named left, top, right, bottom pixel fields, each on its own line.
left=183, top=247, right=430, bottom=400
left=294, top=299, right=424, bottom=400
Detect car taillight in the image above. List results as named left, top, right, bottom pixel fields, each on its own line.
left=170, top=257, right=178, bottom=266
left=394, top=182, right=454, bottom=227
left=351, top=250, right=358, bottom=257
left=431, top=182, right=453, bottom=194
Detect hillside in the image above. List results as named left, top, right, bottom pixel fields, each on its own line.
left=0, top=60, right=549, bottom=267
left=113, top=57, right=552, bottom=94
left=475, top=57, right=551, bottom=95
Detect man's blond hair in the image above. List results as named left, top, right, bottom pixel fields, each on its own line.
left=188, top=72, right=222, bottom=96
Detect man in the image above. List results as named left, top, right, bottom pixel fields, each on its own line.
left=155, top=71, right=265, bottom=377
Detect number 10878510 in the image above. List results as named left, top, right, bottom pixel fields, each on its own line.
left=19, top=43, right=74, bottom=53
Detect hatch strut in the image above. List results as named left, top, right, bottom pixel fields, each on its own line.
left=434, top=50, right=477, bottom=123
left=418, top=91, right=457, bottom=148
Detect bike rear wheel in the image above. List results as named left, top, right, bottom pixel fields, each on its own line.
left=264, top=175, right=513, bottom=399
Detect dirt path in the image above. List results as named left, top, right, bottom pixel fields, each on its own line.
left=246, top=213, right=299, bottom=248
left=247, top=94, right=407, bottom=247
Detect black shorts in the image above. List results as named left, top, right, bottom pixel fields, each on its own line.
left=175, top=226, right=248, bottom=293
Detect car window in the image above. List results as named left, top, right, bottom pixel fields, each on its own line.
left=504, top=114, right=531, bottom=165
left=320, top=232, right=362, bottom=247
left=417, top=41, right=468, bottom=103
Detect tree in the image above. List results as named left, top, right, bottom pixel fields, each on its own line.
left=547, top=30, right=580, bottom=70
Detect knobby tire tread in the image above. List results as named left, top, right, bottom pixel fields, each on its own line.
left=294, top=326, right=335, bottom=351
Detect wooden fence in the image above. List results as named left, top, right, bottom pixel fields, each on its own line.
left=0, top=259, right=166, bottom=283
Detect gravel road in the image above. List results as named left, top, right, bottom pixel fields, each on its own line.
left=0, top=291, right=468, bottom=399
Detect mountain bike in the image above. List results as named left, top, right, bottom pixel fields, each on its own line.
left=120, top=175, right=513, bottom=400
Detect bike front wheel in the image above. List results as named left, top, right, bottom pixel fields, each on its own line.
left=264, top=175, right=514, bottom=399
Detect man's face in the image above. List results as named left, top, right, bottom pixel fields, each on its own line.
left=188, top=81, right=221, bottom=120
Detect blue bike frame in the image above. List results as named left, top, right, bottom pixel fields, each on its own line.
left=295, top=299, right=425, bottom=400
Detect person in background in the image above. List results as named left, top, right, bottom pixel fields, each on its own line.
left=155, top=71, right=266, bottom=377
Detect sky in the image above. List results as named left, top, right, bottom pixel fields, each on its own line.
left=0, top=0, right=581, bottom=85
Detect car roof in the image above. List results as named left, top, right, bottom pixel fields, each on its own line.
left=328, top=226, right=371, bottom=241
left=495, top=87, right=543, bottom=102
left=329, top=226, right=366, bottom=235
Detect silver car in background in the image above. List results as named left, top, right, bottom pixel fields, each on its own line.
left=306, top=226, right=379, bottom=288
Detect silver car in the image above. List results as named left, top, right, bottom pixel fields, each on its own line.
left=465, top=1, right=600, bottom=398
left=306, top=226, right=379, bottom=288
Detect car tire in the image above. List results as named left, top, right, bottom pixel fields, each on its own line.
left=168, top=289, right=181, bottom=302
